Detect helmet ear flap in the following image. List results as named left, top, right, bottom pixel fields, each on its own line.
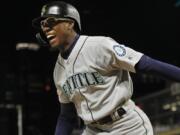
left=36, top=31, right=49, bottom=46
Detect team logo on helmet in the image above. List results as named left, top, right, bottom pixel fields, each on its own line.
left=41, top=5, right=47, bottom=16
left=113, top=45, right=126, bottom=57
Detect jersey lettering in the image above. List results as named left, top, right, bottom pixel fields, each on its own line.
left=62, top=72, right=105, bottom=96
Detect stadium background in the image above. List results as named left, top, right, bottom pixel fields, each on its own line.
left=0, top=0, right=180, bottom=134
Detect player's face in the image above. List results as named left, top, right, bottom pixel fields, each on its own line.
left=41, top=17, right=74, bottom=48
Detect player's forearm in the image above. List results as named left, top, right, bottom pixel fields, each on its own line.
left=55, top=103, right=77, bottom=135
left=55, top=115, right=76, bottom=135
left=135, top=55, right=180, bottom=82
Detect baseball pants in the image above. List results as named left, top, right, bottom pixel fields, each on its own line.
left=82, top=105, right=154, bottom=135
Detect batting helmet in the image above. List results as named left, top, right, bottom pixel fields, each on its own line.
left=32, top=1, right=81, bottom=46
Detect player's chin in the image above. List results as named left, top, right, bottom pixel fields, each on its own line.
left=49, top=39, right=60, bottom=48
left=50, top=43, right=59, bottom=48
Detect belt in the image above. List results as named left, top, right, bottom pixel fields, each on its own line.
left=93, top=107, right=126, bottom=125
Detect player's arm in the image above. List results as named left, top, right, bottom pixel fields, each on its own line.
left=135, top=55, right=180, bottom=82
left=55, top=102, right=77, bottom=135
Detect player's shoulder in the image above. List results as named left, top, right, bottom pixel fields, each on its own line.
left=86, top=35, right=113, bottom=43
left=81, top=35, right=117, bottom=47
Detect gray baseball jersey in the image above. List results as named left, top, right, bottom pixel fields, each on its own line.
left=54, top=35, right=143, bottom=123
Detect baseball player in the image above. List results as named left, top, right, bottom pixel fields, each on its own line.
left=32, top=1, right=180, bottom=135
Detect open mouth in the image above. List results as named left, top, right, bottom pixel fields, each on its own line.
left=47, top=35, right=56, bottom=41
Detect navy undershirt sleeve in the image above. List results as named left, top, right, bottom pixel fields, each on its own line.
left=55, top=103, right=77, bottom=135
left=135, top=55, right=180, bottom=82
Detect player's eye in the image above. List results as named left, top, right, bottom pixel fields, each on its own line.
left=40, top=17, right=72, bottom=28
left=40, top=17, right=59, bottom=28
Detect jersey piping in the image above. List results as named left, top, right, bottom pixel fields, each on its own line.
left=72, top=36, right=96, bottom=122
